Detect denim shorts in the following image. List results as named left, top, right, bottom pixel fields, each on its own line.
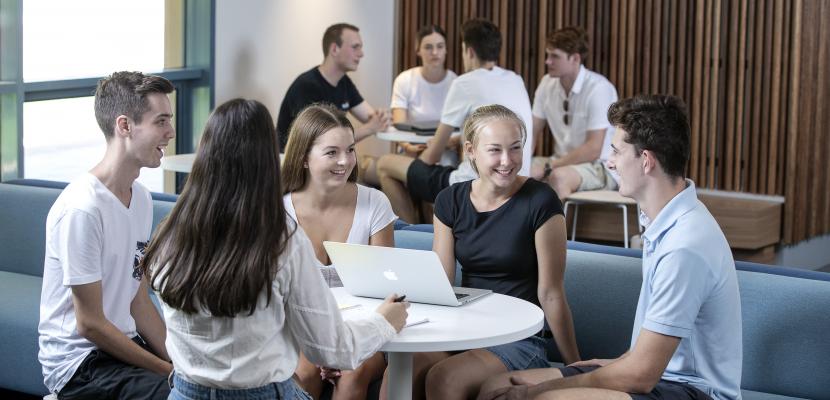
left=483, top=336, right=555, bottom=371
left=169, top=373, right=312, bottom=400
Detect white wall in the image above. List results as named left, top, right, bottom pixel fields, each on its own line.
left=215, top=0, right=397, bottom=156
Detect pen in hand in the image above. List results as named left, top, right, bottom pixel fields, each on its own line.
left=394, top=295, right=406, bottom=303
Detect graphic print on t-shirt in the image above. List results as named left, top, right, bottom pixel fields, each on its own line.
left=132, top=241, right=147, bottom=281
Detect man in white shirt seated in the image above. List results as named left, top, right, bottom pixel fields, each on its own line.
left=531, top=27, right=619, bottom=199
left=478, top=95, right=742, bottom=400
left=38, top=72, right=176, bottom=400
left=377, top=19, right=533, bottom=223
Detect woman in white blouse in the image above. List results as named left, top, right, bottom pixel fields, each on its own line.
left=143, top=99, right=407, bottom=400
left=282, top=103, right=399, bottom=399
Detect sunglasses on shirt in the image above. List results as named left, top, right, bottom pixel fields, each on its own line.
left=563, top=99, right=570, bottom=126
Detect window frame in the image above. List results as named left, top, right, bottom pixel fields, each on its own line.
left=0, top=0, right=214, bottom=190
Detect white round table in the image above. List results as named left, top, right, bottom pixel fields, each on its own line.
left=331, top=287, right=544, bottom=400
left=160, top=153, right=284, bottom=174
left=160, top=153, right=196, bottom=173
left=376, top=127, right=461, bottom=144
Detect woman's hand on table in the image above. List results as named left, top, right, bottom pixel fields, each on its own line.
left=375, top=293, right=410, bottom=332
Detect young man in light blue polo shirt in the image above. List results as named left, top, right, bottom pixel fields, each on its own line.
left=477, top=95, right=742, bottom=400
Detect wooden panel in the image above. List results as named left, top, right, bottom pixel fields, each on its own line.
left=822, top=0, right=830, bottom=234
left=723, top=0, right=739, bottom=190
left=690, top=0, right=705, bottom=183
left=396, top=0, right=830, bottom=245
left=777, top=0, right=791, bottom=197
left=783, top=0, right=802, bottom=243
left=767, top=0, right=784, bottom=195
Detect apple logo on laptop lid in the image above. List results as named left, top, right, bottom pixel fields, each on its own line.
left=383, top=269, right=399, bottom=281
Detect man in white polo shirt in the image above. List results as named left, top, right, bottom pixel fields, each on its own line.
left=531, top=27, right=618, bottom=199
left=478, top=95, right=742, bottom=400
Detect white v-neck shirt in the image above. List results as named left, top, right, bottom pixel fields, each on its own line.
left=283, top=184, right=396, bottom=245
left=283, top=184, right=397, bottom=287
left=39, top=173, right=153, bottom=393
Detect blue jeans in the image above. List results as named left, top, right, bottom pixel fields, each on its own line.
left=168, top=373, right=312, bottom=400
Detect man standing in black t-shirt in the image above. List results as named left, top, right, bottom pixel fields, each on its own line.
left=276, top=23, right=390, bottom=149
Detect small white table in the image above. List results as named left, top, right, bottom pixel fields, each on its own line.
left=161, top=153, right=284, bottom=174
left=376, top=127, right=461, bottom=144
left=160, top=153, right=197, bottom=173
left=331, top=287, right=544, bottom=400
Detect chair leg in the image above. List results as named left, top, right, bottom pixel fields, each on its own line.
left=636, top=204, right=644, bottom=233
left=620, top=204, right=629, bottom=248
left=571, top=204, right=580, bottom=241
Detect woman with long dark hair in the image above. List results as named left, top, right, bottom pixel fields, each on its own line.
left=143, top=99, right=407, bottom=400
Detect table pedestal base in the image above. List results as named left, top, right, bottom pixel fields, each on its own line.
left=387, top=352, right=413, bottom=400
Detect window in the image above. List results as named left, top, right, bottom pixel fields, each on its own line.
left=22, top=96, right=167, bottom=190
left=23, top=0, right=165, bottom=82
left=0, top=0, right=213, bottom=193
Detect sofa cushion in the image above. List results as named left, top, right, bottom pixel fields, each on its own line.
left=741, top=390, right=809, bottom=400
left=393, top=230, right=432, bottom=252
left=0, top=184, right=61, bottom=277
left=554, top=250, right=641, bottom=361
left=737, top=271, right=830, bottom=399
left=0, top=183, right=175, bottom=278
left=0, top=271, right=49, bottom=395
left=152, top=200, right=175, bottom=233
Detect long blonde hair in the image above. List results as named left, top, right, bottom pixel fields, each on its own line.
left=281, top=104, right=357, bottom=194
left=463, top=104, right=527, bottom=174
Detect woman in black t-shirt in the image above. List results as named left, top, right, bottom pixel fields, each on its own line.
left=418, top=105, right=580, bottom=400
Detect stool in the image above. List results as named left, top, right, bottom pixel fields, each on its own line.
left=562, top=190, right=641, bottom=248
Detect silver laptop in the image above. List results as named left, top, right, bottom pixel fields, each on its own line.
left=323, top=241, right=491, bottom=306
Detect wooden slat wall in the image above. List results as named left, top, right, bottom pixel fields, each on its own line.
left=396, top=0, right=829, bottom=244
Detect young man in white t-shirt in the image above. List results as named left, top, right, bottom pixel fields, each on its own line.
left=377, top=19, right=533, bottom=223
left=531, top=27, right=619, bottom=199
left=38, top=71, right=176, bottom=399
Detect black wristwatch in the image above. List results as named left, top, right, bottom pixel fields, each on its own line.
left=542, top=163, right=553, bottom=179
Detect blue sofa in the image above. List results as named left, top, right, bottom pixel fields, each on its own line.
left=0, top=181, right=176, bottom=396
left=4, top=182, right=829, bottom=399
left=393, top=229, right=830, bottom=400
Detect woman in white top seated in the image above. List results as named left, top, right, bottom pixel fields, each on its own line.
left=282, top=103, right=398, bottom=400
left=361, top=25, right=458, bottom=187
left=390, top=24, right=457, bottom=162
left=143, top=99, right=408, bottom=400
